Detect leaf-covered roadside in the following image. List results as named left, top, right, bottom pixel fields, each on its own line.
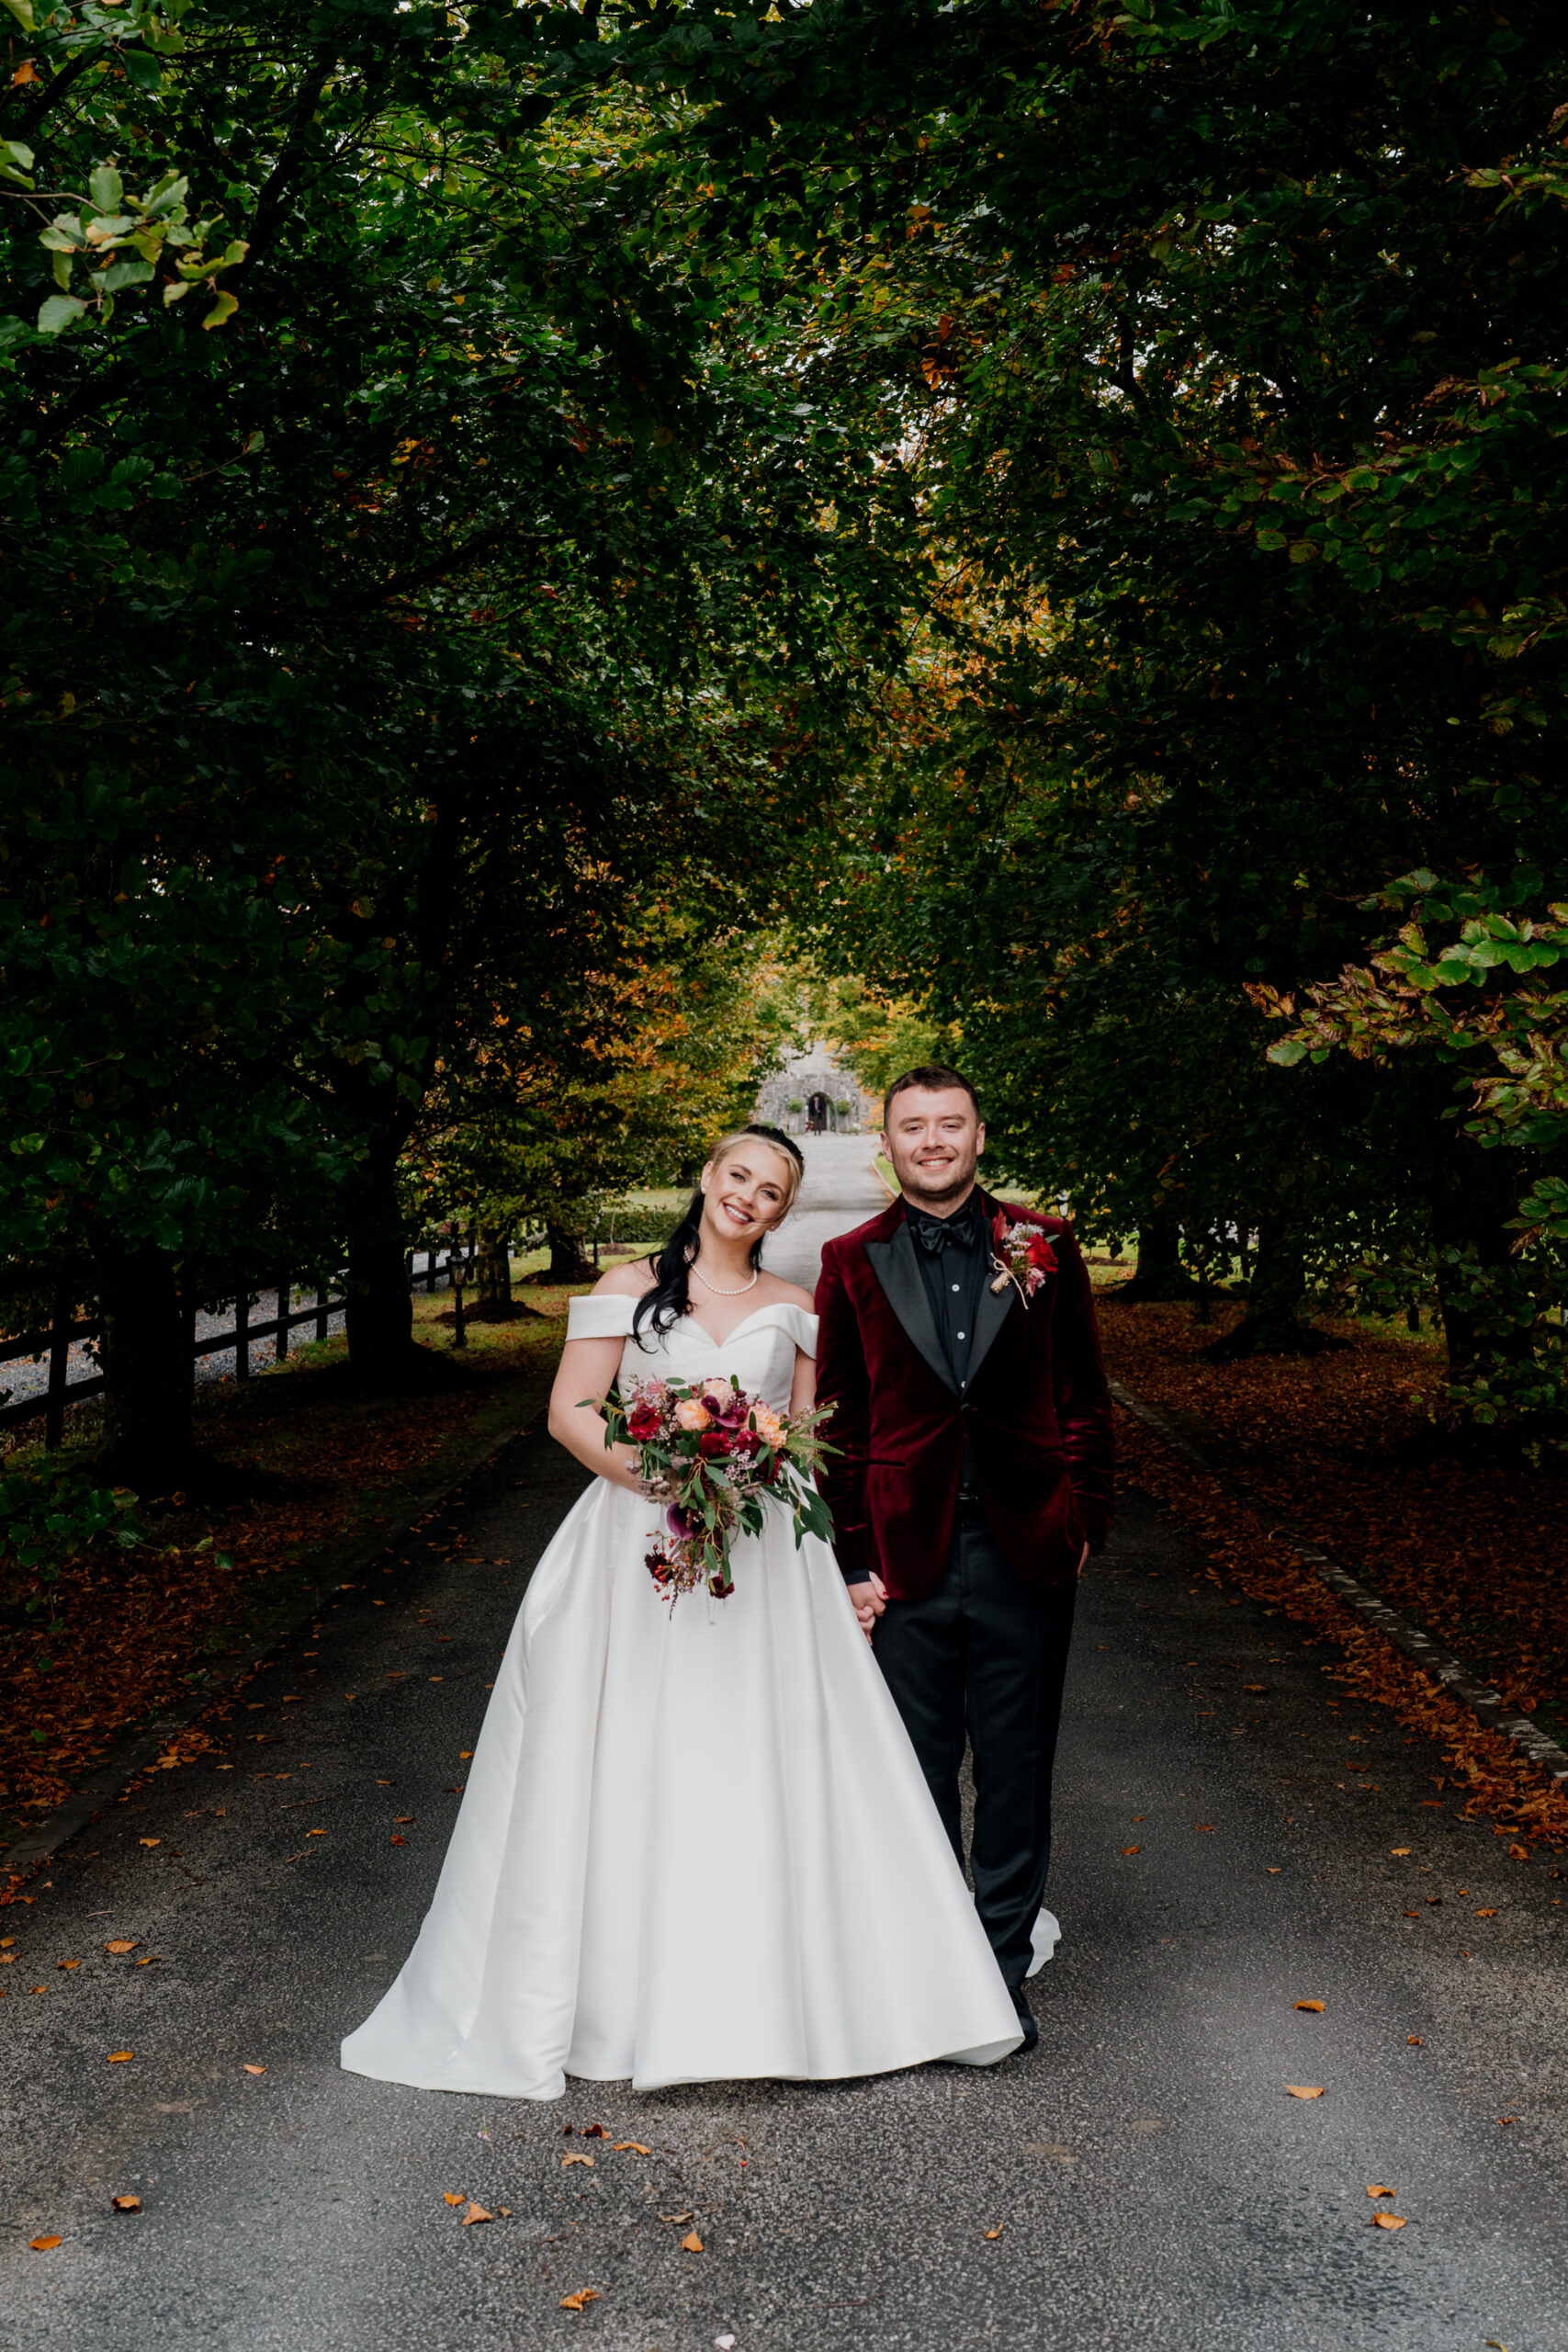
left=0, top=1290, right=575, bottom=1849
left=1102, top=1297, right=1568, bottom=1844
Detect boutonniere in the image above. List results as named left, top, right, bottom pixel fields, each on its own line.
left=988, top=1211, right=1057, bottom=1304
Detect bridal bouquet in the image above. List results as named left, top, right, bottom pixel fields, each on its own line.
left=595, top=1374, right=834, bottom=1605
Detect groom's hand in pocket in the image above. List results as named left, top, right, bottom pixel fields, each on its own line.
left=847, top=1574, right=887, bottom=1641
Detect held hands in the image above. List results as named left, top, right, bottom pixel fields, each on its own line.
left=846, top=1573, right=887, bottom=1643
left=850, top=1547, right=1089, bottom=1633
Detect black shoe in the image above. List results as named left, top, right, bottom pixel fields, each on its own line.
left=1009, top=1986, right=1039, bottom=2052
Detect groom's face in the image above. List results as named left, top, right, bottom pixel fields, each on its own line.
left=883, top=1089, right=985, bottom=1213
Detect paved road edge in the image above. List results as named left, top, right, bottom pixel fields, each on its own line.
left=1110, top=1376, right=1568, bottom=1792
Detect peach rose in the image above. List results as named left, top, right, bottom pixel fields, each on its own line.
left=674, top=1397, right=712, bottom=1431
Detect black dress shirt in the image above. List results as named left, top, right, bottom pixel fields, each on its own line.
left=906, top=1193, right=987, bottom=1491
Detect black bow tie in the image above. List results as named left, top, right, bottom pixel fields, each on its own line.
left=909, top=1201, right=979, bottom=1255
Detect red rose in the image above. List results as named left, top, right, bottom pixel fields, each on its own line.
left=698, top=1429, right=733, bottom=1459
left=627, top=1407, right=660, bottom=1442
left=1026, top=1234, right=1057, bottom=1273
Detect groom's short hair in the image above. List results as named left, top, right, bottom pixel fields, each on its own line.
left=883, top=1065, right=982, bottom=1128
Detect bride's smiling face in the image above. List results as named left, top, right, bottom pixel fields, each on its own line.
left=699, top=1146, right=793, bottom=1248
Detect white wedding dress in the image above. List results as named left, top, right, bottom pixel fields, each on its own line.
left=340, top=1295, right=1027, bottom=2099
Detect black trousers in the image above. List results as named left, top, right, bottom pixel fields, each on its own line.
left=872, top=1505, right=1077, bottom=1991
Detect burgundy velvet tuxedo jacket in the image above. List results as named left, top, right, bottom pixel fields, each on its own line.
left=814, top=1190, right=1115, bottom=1600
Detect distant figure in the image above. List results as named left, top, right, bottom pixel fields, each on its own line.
left=807, top=1090, right=829, bottom=1133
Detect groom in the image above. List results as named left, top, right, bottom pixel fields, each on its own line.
left=815, top=1067, right=1114, bottom=2049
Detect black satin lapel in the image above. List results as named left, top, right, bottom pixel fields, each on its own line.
left=966, top=1259, right=1018, bottom=1385
left=864, top=1225, right=957, bottom=1396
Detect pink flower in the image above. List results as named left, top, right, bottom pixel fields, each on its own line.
left=674, top=1397, right=712, bottom=1431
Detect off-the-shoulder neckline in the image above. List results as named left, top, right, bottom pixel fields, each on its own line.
left=573, top=1296, right=814, bottom=1350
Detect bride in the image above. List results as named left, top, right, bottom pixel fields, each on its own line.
left=341, top=1123, right=1021, bottom=2099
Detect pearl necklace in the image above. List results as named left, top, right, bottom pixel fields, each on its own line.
left=691, top=1263, right=760, bottom=1299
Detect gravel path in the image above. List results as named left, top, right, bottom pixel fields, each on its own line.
left=5, top=1142, right=1566, bottom=2348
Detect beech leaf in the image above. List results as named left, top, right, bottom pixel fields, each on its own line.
left=104, top=1939, right=140, bottom=1954
left=559, top=2290, right=600, bottom=2312
left=983, top=2222, right=1004, bottom=2240
left=29, top=2236, right=62, bottom=2252
left=682, top=2231, right=704, bottom=2253
left=1293, top=1999, right=1325, bottom=2012
left=243, top=2064, right=265, bottom=2075
left=614, top=2142, right=651, bottom=2154
left=461, top=2202, right=493, bottom=2226
left=1284, top=2085, right=1325, bottom=2099
left=562, top=2154, right=594, bottom=2168
left=1121, top=1845, right=1141, bottom=1855
left=112, top=2194, right=141, bottom=2213
left=1367, top=2186, right=1395, bottom=2198
left=443, top=2191, right=465, bottom=2206
left=1371, top=2213, right=1407, bottom=2231
left=107, top=2050, right=133, bottom=2063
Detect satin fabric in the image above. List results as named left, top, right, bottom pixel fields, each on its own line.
left=340, top=1295, right=1023, bottom=2100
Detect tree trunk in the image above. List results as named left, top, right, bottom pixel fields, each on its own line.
left=476, top=1224, right=513, bottom=1309
left=93, top=1241, right=197, bottom=1491
left=1428, top=1137, right=1536, bottom=1383
left=1113, top=1211, right=1192, bottom=1301
left=528, top=1219, right=596, bottom=1285
left=342, top=1140, right=456, bottom=1390
left=1204, top=1213, right=1320, bottom=1358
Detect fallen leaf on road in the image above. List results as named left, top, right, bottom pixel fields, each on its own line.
left=1294, top=2000, right=1325, bottom=2013
left=1509, top=1843, right=1529, bottom=1860
left=562, top=2154, right=594, bottom=2168
left=1497, top=2116, right=1519, bottom=2125
left=444, top=2192, right=466, bottom=2206
left=1474, top=1908, right=1498, bottom=1917
left=1367, top=2186, right=1395, bottom=2198
left=389, top=1836, right=406, bottom=1847
left=107, top=2050, right=133, bottom=2064
left=1390, top=1848, right=1411, bottom=1857
left=306, top=1829, right=327, bottom=1838
left=1284, top=2086, right=1325, bottom=2099
left=1194, top=1824, right=1213, bottom=1833
left=1404, top=1909, right=1419, bottom=1917
left=459, top=1750, right=473, bottom=1759
left=28, top=2236, right=62, bottom=2252
left=112, top=2195, right=141, bottom=2213
left=614, top=2142, right=651, bottom=2155
left=1267, top=1867, right=1282, bottom=1873
left=1371, top=2213, right=1407, bottom=2231
left=1122, top=1846, right=1141, bottom=1856
left=394, top=1816, right=414, bottom=1825
left=139, top=1838, right=160, bottom=1849
left=582, top=2124, right=606, bottom=2138
left=104, top=1940, right=140, bottom=1955
left=983, top=2223, right=1004, bottom=2240
left=1407, top=2035, right=1424, bottom=2046
left=57, top=1959, right=81, bottom=1971
left=428, top=1677, right=444, bottom=1684
left=135, top=1956, right=158, bottom=1966
left=27, top=1984, right=46, bottom=1994
left=660, top=2211, right=694, bottom=2224
left=682, top=2231, right=704, bottom=2253
left=0, top=1938, right=13, bottom=1948
left=559, top=2290, right=600, bottom=2312
left=461, top=2202, right=493, bottom=2226
left=1131, top=1815, right=1146, bottom=1823
left=243, top=2064, right=265, bottom=2076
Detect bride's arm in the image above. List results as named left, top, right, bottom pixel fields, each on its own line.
left=547, top=1335, right=652, bottom=1495
left=789, top=1347, right=816, bottom=1417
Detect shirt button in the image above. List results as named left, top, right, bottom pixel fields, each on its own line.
left=951, top=1282, right=960, bottom=1292
left=956, top=1330, right=966, bottom=1340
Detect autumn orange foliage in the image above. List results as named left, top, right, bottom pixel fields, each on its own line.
left=1102, top=1295, right=1568, bottom=1846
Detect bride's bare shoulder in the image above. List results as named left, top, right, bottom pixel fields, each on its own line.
left=592, top=1259, right=660, bottom=1300
left=760, top=1274, right=816, bottom=1315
